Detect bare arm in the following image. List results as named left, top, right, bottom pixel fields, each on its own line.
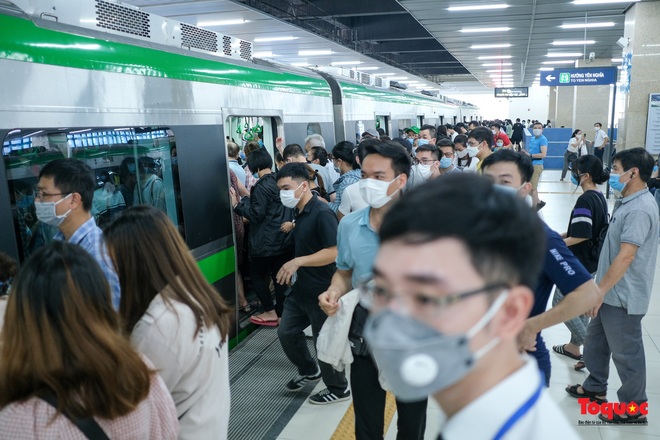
left=587, top=242, right=638, bottom=317
left=564, top=237, right=589, bottom=247
left=276, top=247, right=338, bottom=285
left=318, top=269, right=354, bottom=316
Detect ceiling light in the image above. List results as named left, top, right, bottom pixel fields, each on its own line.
left=448, top=3, right=509, bottom=11
left=254, top=36, right=298, bottom=42
left=377, top=73, right=396, bottom=76
left=331, top=61, right=362, bottom=66
left=560, top=22, right=615, bottom=29
left=552, top=40, right=596, bottom=46
left=69, top=128, right=92, bottom=134
left=611, top=58, right=623, bottom=62
left=460, top=27, right=511, bottom=33
left=539, top=67, right=555, bottom=71
left=546, top=52, right=583, bottom=58
left=388, top=76, right=409, bottom=80
left=490, top=74, right=513, bottom=77
left=573, top=0, right=639, bottom=5
left=197, top=19, right=247, bottom=26
left=253, top=51, right=276, bottom=58
left=482, top=62, right=513, bottom=67
left=291, top=62, right=309, bottom=67
left=478, top=55, right=512, bottom=60
left=486, top=69, right=513, bottom=73
left=542, top=60, right=577, bottom=64
left=357, top=67, right=380, bottom=70
left=471, top=44, right=512, bottom=49
left=298, top=50, right=332, bottom=56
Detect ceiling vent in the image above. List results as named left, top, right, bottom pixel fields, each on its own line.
left=389, top=81, right=408, bottom=90
left=95, top=0, right=150, bottom=38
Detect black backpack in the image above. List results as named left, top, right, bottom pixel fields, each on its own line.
left=590, top=194, right=610, bottom=261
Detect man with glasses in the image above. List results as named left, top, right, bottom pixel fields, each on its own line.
left=34, top=158, right=120, bottom=308
left=409, top=143, right=441, bottom=187
left=362, top=173, right=578, bottom=439
left=436, top=139, right=462, bottom=176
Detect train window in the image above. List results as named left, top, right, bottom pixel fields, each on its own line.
left=226, top=116, right=280, bottom=159
left=306, top=123, right=322, bottom=136
left=376, top=116, right=389, bottom=135
left=2, top=126, right=182, bottom=262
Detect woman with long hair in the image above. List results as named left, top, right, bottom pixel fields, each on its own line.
left=552, top=154, right=609, bottom=370
left=0, top=241, right=178, bottom=438
left=105, top=206, right=232, bottom=439
left=561, top=129, right=587, bottom=181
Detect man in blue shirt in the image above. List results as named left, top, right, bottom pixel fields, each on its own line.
left=319, top=141, right=428, bottom=440
left=36, top=159, right=121, bottom=308
left=524, top=122, right=548, bottom=210
left=482, top=150, right=599, bottom=385
left=227, top=141, right=247, bottom=186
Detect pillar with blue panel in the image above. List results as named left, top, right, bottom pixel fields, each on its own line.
left=525, top=128, right=618, bottom=170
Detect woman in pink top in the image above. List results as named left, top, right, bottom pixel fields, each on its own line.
left=0, top=241, right=178, bottom=439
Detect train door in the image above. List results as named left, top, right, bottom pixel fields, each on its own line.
left=453, top=116, right=458, bottom=125
left=417, top=115, right=424, bottom=127
left=376, top=115, right=390, bottom=136
left=224, top=112, right=283, bottom=161
left=439, top=115, right=444, bottom=126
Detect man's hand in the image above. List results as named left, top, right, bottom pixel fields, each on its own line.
left=430, top=161, right=441, bottom=178
left=280, top=221, right=294, bottom=233
left=276, top=258, right=301, bottom=285
left=586, top=301, right=602, bottom=318
left=319, top=287, right=343, bottom=316
left=276, top=136, right=284, bottom=153
left=517, top=320, right=539, bottom=352
left=229, top=187, right=239, bottom=207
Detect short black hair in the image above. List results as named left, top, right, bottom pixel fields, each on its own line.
left=332, top=141, right=357, bottom=165
left=380, top=173, right=546, bottom=289
left=310, top=146, right=328, bottom=167
left=363, top=141, right=412, bottom=177
left=468, top=121, right=479, bottom=128
left=490, top=122, right=501, bottom=130
left=415, top=144, right=440, bottom=160
left=594, top=122, right=602, bottom=127
left=420, top=124, right=437, bottom=140
left=573, top=154, right=609, bottom=185
left=391, top=137, right=412, bottom=155
left=613, top=147, right=655, bottom=182
left=357, top=138, right=381, bottom=162
left=247, top=148, right=273, bottom=174
left=468, top=126, right=494, bottom=148
left=436, top=138, right=454, bottom=149
left=533, top=122, right=544, bottom=129
left=454, top=134, right=468, bottom=148
left=481, top=149, right=534, bottom=183
left=39, top=159, right=94, bottom=211
left=282, top=144, right=305, bottom=161
left=277, top=162, right=311, bottom=183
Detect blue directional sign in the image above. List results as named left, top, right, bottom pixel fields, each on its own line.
left=540, top=67, right=618, bottom=87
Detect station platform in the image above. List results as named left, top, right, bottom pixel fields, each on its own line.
left=228, top=170, right=660, bottom=440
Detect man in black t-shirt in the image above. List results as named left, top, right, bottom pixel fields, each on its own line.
left=511, top=118, right=525, bottom=151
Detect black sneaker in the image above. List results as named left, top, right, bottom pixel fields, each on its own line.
left=536, top=200, right=547, bottom=211
left=308, top=388, right=351, bottom=405
left=285, top=369, right=321, bottom=391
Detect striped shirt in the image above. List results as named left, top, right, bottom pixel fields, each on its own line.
left=328, top=169, right=361, bottom=213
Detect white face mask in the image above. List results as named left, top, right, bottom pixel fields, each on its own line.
left=34, top=193, right=72, bottom=227
left=466, top=146, right=479, bottom=157
left=456, top=149, right=468, bottom=159
left=594, top=126, right=600, bottom=132
left=492, top=130, right=497, bottom=136
left=417, top=164, right=433, bottom=180
left=280, top=182, right=304, bottom=209
left=532, top=129, right=542, bottom=137
left=359, top=177, right=400, bottom=209
left=576, top=133, right=582, bottom=139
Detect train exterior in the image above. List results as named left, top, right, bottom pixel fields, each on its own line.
left=0, top=2, right=477, bottom=345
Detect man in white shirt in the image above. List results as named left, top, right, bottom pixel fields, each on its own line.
left=362, top=173, right=579, bottom=440
left=592, top=122, right=609, bottom=163
left=305, top=134, right=339, bottom=187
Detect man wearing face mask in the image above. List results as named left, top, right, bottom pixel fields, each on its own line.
left=524, top=122, right=548, bottom=210
left=436, top=139, right=462, bottom=176
left=274, top=163, right=350, bottom=405
left=467, top=126, right=493, bottom=172
left=319, top=142, right=427, bottom=440
left=481, top=150, right=599, bottom=386
left=417, top=124, right=437, bottom=150
left=592, top=122, right=609, bottom=162
left=566, top=148, right=658, bottom=424
left=362, top=173, right=579, bottom=440
left=408, top=144, right=441, bottom=188
left=35, top=159, right=120, bottom=308
left=489, top=122, right=512, bottom=150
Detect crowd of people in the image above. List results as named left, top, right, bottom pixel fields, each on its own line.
left=0, top=119, right=657, bottom=439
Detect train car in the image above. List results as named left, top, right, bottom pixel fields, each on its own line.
left=0, top=0, right=477, bottom=345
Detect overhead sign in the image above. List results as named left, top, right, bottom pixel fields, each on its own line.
left=646, top=93, right=660, bottom=154
left=494, top=87, right=529, bottom=98
left=540, top=67, right=617, bottom=87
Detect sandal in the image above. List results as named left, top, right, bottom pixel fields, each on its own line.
left=552, top=344, right=582, bottom=361
left=598, top=413, right=648, bottom=424
left=574, top=360, right=586, bottom=371
left=565, top=384, right=607, bottom=404
left=250, top=315, right=279, bottom=327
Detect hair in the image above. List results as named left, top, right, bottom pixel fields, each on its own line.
left=277, top=162, right=312, bottom=183
left=594, top=122, right=602, bottom=127
left=380, top=135, right=391, bottom=141
left=416, top=144, right=441, bottom=160
left=573, top=154, right=609, bottom=185
left=420, top=124, right=437, bottom=140
left=571, top=129, right=581, bottom=139
left=392, top=137, right=412, bottom=155
left=533, top=122, right=544, bottom=129
left=436, top=125, right=448, bottom=139
left=377, top=128, right=386, bottom=137
left=227, top=142, right=240, bottom=158
left=490, top=122, right=501, bottom=130
left=119, top=157, right=136, bottom=179
left=468, top=126, right=494, bottom=148
left=468, top=121, right=479, bottom=128
left=0, top=252, right=17, bottom=296
left=445, top=123, right=454, bottom=130
left=104, top=206, right=232, bottom=340
left=0, top=242, right=152, bottom=418
left=516, top=118, right=521, bottom=122
left=332, top=141, right=357, bottom=167
left=39, top=159, right=94, bottom=211
left=380, top=174, right=545, bottom=289
left=613, top=147, right=655, bottom=182
left=454, top=134, right=468, bottom=149
left=247, top=149, right=273, bottom=174
left=357, top=138, right=381, bottom=162
left=309, top=146, right=329, bottom=166
left=436, top=138, right=454, bottom=150
left=244, top=141, right=261, bottom=156
left=363, top=141, right=412, bottom=177
left=282, top=143, right=306, bottom=161
left=481, top=149, right=534, bottom=184
left=304, top=134, right=325, bottom=149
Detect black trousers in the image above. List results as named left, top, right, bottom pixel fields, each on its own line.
left=249, top=253, right=291, bottom=317
left=351, top=354, right=427, bottom=440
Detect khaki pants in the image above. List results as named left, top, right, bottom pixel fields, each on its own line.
left=531, top=164, right=543, bottom=190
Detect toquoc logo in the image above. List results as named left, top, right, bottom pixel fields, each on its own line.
left=578, top=398, right=648, bottom=420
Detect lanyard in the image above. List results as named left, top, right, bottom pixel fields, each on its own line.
left=492, top=372, right=544, bottom=440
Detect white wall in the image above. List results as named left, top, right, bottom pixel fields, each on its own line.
left=447, top=85, right=550, bottom=122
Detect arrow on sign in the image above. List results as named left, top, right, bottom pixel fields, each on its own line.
left=546, top=75, right=556, bottom=82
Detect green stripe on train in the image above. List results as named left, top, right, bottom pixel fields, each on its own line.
left=197, top=246, right=236, bottom=284
left=0, top=15, right=331, bottom=97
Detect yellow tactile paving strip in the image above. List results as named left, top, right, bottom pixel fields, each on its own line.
left=330, top=392, right=397, bottom=440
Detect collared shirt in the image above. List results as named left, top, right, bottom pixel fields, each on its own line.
left=338, top=181, right=368, bottom=216
left=336, top=207, right=379, bottom=287
left=228, top=159, right=247, bottom=187
left=439, top=355, right=579, bottom=440
left=597, top=189, right=659, bottom=314
left=329, top=169, right=361, bottom=213
left=527, top=135, right=548, bottom=166
left=594, top=129, right=608, bottom=148
left=54, top=217, right=121, bottom=308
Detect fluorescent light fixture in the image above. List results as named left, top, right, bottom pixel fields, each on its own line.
left=478, top=55, right=512, bottom=60
left=486, top=69, right=513, bottom=73
left=291, top=62, right=309, bottom=67
left=539, top=67, right=555, bottom=71
left=460, top=27, right=511, bottom=33
left=552, top=40, right=596, bottom=46
left=482, top=62, right=513, bottom=66
left=388, top=76, right=409, bottom=80
left=448, top=3, right=509, bottom=11
left=402, top=81, right=422, bottom=84
left=23, top=130, right=43, bottom=138
left=471, top=44, right=512, bottom=49
left=560, top=22, right=615, bottom=29
left=377, top=73, right=396, bottom=76
left=198, top=19, right=247, bottom=26
left=253, top=51, right=276, bottom=58
left=611, top=58, right=623, bottom=62
left=331, top=61, right=362, bottom=66
left=546, top=52, right=583, bottom=57
left=69, top=128, right=92, bottom=134
left=254, top=36, right=298, bottom=42
left=542, top=60, right=576, bottom=64
left=299, top=50, right=332, bottom=56
left=113, top=128, right=132, bottom=131
left=8, top=129, right=20, bottom=135
left=573, top=0, right=639, bottom=5
left=357, top=67, right=380, bottom=70
left=490, top=74, right=513, bottom=77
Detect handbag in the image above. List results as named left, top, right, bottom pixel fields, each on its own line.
left=590, top=194, right=610, bottom=261
left=40, top=392, right=110, bottom=440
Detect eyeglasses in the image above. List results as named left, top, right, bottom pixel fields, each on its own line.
left=413, top=158, right=435, bottom=165
left=359, top=279, right=508, bottom=317
left=32, top=190, right=70, bottom=200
